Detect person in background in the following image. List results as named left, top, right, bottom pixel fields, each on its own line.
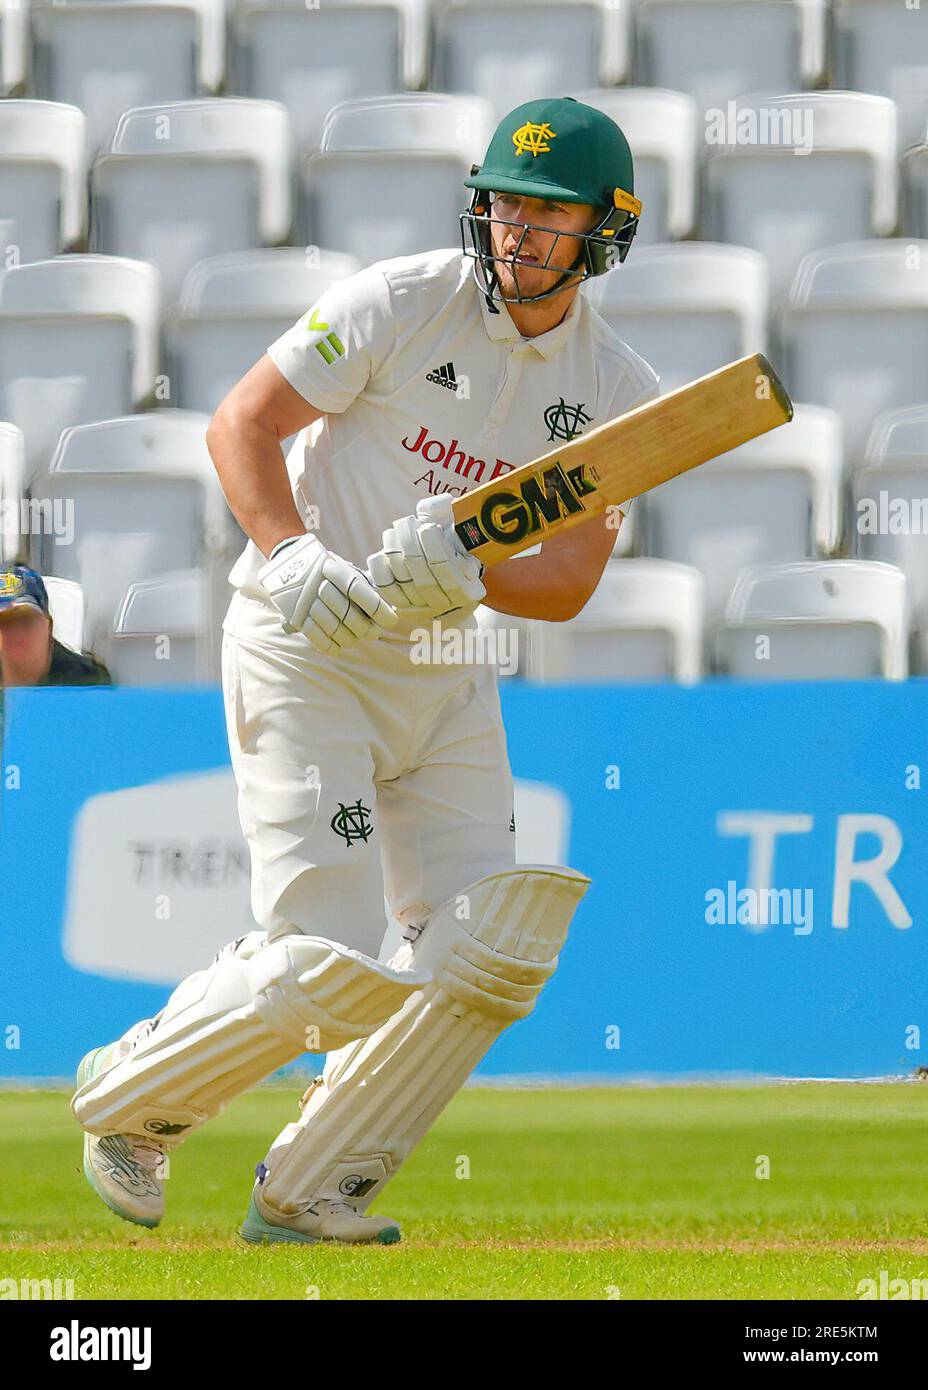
left=0, top=565, right=111, bottom=688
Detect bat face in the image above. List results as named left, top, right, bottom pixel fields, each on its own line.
left=454, top=458, right=599, bottom=553
left=451, top=353, right=793, bottom=568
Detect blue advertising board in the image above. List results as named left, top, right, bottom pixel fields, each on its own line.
left=1, top=680, right=925, bottom=1080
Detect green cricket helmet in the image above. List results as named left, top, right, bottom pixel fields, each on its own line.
left=460, top=96, right=641, bottom=307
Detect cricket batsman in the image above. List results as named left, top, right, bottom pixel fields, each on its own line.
left=71, top=97, right=659, bottom=1245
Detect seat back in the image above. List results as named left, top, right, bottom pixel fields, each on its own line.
left=232, top=0, right=404, bottom=153
left=718, top=559, right=908, bottom=677
left=705, top=93, right=897, bottom=302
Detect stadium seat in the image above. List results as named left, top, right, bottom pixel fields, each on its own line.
left=109, top=568, right=211, bottom=685
left=0, top=0, right=30, bottom=96
left=90, top=99, right=293, bottom=306
left=0, top=256, right=160, bottom=485
left=0, top=422, right=26, bottom=563
left=431, top=0, right=632, bottom=116
left=299, top=94, right=494, bottom=267
left=903, top=137, right=928, bottom=237
left=781, top=240, right=928, bottom=463
left=229, top=0, right=416, bottom=156
left=703, top=92, right=898, bottom=303
left=527, top=559, right=705, bottom=683
left=30, top=0, right=225, bottom=161
left=30, top=411, right=231, bottom=663
left=585, top=243, right=768, bottom=392
left=164, top=247, right=360, bottom=413
left=44, top=575, right=86, bottom=653
left=638, top=403, right=843, bottom=617
left=574, top=89, right=698, bottom=244
left=0, top=102, right=87, bottom=264
left=854, top=406, right=928, bottom=666
left=635, top=0, right=827, bottom=112
left=833, top=0, right=928, bottom=151
left=716, top=559, right=909, bottom=678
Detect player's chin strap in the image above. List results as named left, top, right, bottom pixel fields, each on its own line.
left=250, top=864, right=591, bottom=1220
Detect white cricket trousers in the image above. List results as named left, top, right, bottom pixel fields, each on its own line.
left=221, top=587, right=516, bottom=958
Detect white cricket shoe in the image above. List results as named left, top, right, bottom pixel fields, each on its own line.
left=76, top=1046, right=166, bottom=1229
left=240, top=1186, right=401, bottom=1246
left=83, top=1133, right=166, bottom=1229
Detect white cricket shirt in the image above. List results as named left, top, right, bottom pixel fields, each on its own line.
left=229, top=249, right=660, bottom=636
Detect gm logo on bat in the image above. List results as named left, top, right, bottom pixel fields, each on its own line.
left=454, top=459, right=598, bottom=552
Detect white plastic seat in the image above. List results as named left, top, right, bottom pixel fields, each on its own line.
left=573, top=89, right=697, bottom=244
left=0, top=255, right=160, bottom=485
left=230, top=0, right=413, bottom=155
left=903, top=139, right=928, bottom=238
left=833, top=1, right=928, bottom=150
left=717, top=559, right=908, bottom=678
left=854, top=407, right=928, bottom=625
left=301, top=94, right=494, bottom=267
left=0, top=422, right=26, bottom=563
left=90, top=99, right=293, bottom=305
left=44, top=575, right=86, bottom=652
left=165, top=247, right=360, bottom=412
left=585, top=243, right=768, bottom=392
left=432, top=0, right=632, bottom=116
left=31, top=411, right=228, bottom=656
left=528, top=559, right=705, bottom=683
left=896, top=77, right=928, bottom=157
left=704, top=92, right=898, bottom=303
left=110, top=568, right=210, bottom=684
left=636, top=0, right=826, bottom=111
left=781, top=239, right=928, bottom=462
left=31, top=0, right=225, bottom=161
left=639, top=403, right=843, bottom=617
left=1, top=0, right=30, bottom=95
left=0, top=101, right=87, bottom=262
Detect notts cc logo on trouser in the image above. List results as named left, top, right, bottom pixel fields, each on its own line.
left=330, top=800, right=374, bottom=846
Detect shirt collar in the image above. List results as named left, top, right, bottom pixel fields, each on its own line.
left=477, top=280, right=585, bottom=360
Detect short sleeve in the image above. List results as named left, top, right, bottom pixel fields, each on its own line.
left=265, top=264, right=396, bottom=414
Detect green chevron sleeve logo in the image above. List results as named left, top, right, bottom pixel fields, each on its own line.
left=305, top=308, right=345, bottom=364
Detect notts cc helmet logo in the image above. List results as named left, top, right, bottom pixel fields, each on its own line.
left=512, top=121, right=556, bottom=156
left=544, top=399, right=592, bottom=442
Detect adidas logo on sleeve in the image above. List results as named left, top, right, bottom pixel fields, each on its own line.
left=426, top=362, right=459, bottom=390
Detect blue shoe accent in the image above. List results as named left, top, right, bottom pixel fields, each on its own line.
left=240, top=1194, right=321, bottom=1246
left=76, top=1046, right=105, bottom=1089
left=239, top=1194, right=402, bottom=1246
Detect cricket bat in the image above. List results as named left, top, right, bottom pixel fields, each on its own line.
left=451, top=353, right=793, bottom=567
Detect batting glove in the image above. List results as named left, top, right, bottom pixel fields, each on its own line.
left=367, top=496, right=486, bottom=617
left=258, top=532, right=398, bottom=653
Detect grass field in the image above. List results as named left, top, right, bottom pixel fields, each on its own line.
left=1, top=1083, right=927, bottom=1300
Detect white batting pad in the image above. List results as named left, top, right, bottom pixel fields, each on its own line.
left=71, top=931, right=429, bottom=1143
left=255, top=864, right=590, bottom=1217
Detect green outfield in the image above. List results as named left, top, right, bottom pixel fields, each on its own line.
left=1, top=1084, right=926, bottom=1300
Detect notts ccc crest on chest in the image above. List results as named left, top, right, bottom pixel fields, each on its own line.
left=544, top=399, right=592, bottom=442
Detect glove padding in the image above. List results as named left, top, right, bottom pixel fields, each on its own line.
left=258, top=532, right=398, bottom=653
left=367, top=495, right=486, bottom=617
